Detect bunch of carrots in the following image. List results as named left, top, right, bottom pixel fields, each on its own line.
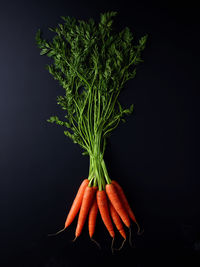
left=36, top=12, right=147, bottom=251
left=51, top=178, right=140, bottom=250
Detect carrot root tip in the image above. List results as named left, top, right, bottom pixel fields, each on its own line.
left=90, top=237, right=101, bottom=249
left=128, top=227, right=135, bottom=248
left=114, top=238, right=126, bottom=251
left=111, top=237, right=115, bottom=254
left=47, top=227, right=66, bottom=237
left=72, top=236, right=78, bottom=242
left=136, top=223, right=144, bottom=235
left=135, top=221, right=143, bottom=235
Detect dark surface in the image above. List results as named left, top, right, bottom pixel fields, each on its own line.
left=0, top=0, right=200, bottom=266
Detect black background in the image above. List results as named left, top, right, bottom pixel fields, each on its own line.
left=1, top=0, right=200, bottom=266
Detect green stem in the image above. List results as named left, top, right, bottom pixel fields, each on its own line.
left=101, top=158, right=111, bottom=184
left=88, top=133, right=111, bottom=190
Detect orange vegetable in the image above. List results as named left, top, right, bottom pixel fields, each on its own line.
left=96, top=190, right=115, bottom=238
left=88, top=197, right=98, bottom=238
left=75, top=185, right=96, bottom=237
left=109, top=201, right=126, bottom=240
left=65, top=179, right=89, bottom=228
left=111, top=180, right=136, bottom=222
left=106, top=183, right=130, bottom=228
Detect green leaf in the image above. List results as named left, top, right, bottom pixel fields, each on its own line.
left=40, top=48, right=49, bottom=55
left=36, top=11, right=147, bottom=150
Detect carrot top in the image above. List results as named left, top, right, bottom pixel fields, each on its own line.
left=36, top=11, right=147, bottom=190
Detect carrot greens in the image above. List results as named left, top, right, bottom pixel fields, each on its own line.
left=36, top=11, right=147, bottom=190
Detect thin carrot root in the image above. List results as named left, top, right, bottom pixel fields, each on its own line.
left=135, top=221, right=144, bottom=235
left=115, top=238, right=126, bottom=251
left=47, top=227, right=66, bottom=237
left=111, top=237, right=115, bottom=254
left=90, top=237, right=101, bottom=249
left=72, top=236, right=78, bottom=242
left=128, top=227, right=135, bottom=248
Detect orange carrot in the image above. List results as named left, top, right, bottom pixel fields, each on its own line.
left=88, top=196, right=98, bottom=238
left=75, top=185, right=96, bottom=237
left=96, top=190, right=115, bottom=238
left=109, top=201, right=126, bottom=240
left=65, top=179, right=89, bottom=228
left=106, top=183, right=130, bottom=228
left=111, top=180, right=137, bottom=222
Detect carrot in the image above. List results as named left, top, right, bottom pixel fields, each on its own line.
left=109, top=201, right=126, bottom=240
left=111, top=180, right=137, bottom=222
left=65, top=179, right=89, bottom=228
left=48, top=179, right=89, bottom=237
left=75, top=185, right=96, bottom=238
left=88, top=191, right=98, bottom=238
left=105, top=183, right=130, bottom=228
left=111, top=180, right=141, bottom=234
left=96, top=190, right=115, bottom=238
